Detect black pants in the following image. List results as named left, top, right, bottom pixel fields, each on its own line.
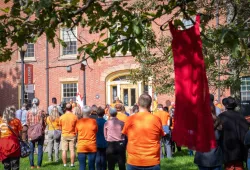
left=106, top=141, right=126, bottom=170
left=2, top=157, right=20, bottom=170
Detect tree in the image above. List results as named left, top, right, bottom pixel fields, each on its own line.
left=130, top=0, right=250, bottom=98
left=0, top=0, right=249, bottom=97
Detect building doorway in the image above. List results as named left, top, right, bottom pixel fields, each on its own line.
left=106, top=70, right=143, bottom=110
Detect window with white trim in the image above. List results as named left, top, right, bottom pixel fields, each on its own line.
left=62, top=82, right=78, bottom=102
left=241, top=77, right=250, bottom=101
left=24, top=43, right=35, bottom=58
left=61, top=27, right=77, bottom=56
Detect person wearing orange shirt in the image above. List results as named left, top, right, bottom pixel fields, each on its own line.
left=46, top=106, right=61, bottom=162
left=154, top=104, right=172, bottom=159
left=59, top=103, right=78, bottom=168
left=76, top=106, right=98, bottom=170
left=122, top=94, right=164, bottom=170
left=0, top=107, right=22, bottom=170
left=115, top=103, right=128, bottom=123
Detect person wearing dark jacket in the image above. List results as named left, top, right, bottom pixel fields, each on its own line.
left=218, top=96, right=248, bottom=170
left=194, top=94, right=223, bottom=170
left=89, top=105, right=98, bottom=120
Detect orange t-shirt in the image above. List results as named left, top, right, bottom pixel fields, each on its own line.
left=59, top=112, right=77, bottom=137
left=215, top=103, right=223, bottom=109
left=0, top=118, right=22, bottom=138
left=46, top=117, right=60, bottom=130
left=154, top=110, right=170, bottom=126
left=122, top=112, right=164, bottom=166
left=117, top=112, right=128, bottom=122
left=75, top=118, right=98, bottom=153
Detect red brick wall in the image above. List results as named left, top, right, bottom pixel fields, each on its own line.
left=0, top=2, right=231, bottom=113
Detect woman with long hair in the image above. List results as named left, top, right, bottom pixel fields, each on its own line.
left=46, top=106, right=61, bottom=162
left=0, top=106, right=22, bottom=170
left=72, top=106, right=82, bottom=119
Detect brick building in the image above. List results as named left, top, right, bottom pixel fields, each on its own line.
left=0, top=2, right=239, bottom=113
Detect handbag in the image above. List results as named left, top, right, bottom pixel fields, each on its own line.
left=49, top=117, right=62, bottom=140
left=7, top=125, right=31, bottom=158
left=27, top=111, right=44, bottom=141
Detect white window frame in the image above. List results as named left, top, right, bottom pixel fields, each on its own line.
left=61, top=82, right=78, bottom=102
left=60, top=27, right=78, bottom=59
left=241, top=77, right=250, bottom=101
left=17, top=43, right=36, bottom=62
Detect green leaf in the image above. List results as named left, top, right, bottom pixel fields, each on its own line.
left=133, top=24, right=141, bottom=35
left=57, top=38, right=67, bottom=48
left=220, top=29, right=229, bottom=44
left=0, top=7, right=10, bottom=13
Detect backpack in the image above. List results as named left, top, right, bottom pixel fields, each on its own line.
left=27, top=111, right=44, bottom=141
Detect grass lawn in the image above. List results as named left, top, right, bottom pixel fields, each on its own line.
left=0, top=148, right=198, bottom=170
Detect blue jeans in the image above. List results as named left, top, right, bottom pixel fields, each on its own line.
left=188, top=150, right=193, bottom=156
left=198, top=165, right=222, bottom=170
left=78, top=152, right=96, bottom=170
left=161, top=135, right=172, bottom=158
left=29, top=136, right=45, bottom=167
left=96, top=148, right=106, bottom=170
left=127, top=164, right=160, bottom=170
left=247, top=158, right=250, bottom=170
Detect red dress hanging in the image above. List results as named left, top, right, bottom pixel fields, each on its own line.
left=169, top=15, right=216, bottom=152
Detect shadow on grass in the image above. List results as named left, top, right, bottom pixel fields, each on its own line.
left=161, top=148, right=198, bottom=170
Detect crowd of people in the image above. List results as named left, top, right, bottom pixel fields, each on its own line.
left=0, top=94, right=250, bottom=170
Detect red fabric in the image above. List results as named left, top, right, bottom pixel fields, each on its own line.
left=0, top=135, right=20, bottom=161
left=225, top=161, right=244, bottom=170
left=169, top=15, right=216, bottom=152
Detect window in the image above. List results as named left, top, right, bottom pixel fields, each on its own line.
left=241, top=77, right=250, bottom=101
left=61, top=27, right=77, bottom=56
left=62, top=82, right=78, bottom=102
left=18, top=85, right=33, bottom=108
left=112, top=86, right=117, bottom=101
left=24, top=43, right=35, bottom=58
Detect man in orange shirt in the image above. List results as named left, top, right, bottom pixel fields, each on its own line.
left=122, top=94, right=164, bottom=170
left=76, top=106, right=98, bottom=170
left=154, top=104, right=172, bottom=159
left=59, top=103, right=78, bottom=167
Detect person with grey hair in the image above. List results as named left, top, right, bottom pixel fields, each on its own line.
left=0, top=107, right=22, bottom=170
left=104, top=107, right=126, bottom=170
left=26, top=98, right=46, bottom=169
left=76, top=105, right=98, bottom=170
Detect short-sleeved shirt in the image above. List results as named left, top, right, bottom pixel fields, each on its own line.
left=59, top=111, right=77, bottom=137
left=15, top=109, right=27, bottom=125
left=116, top=112, right=128, bottom=123
left=154, top=110, right=170, bottom=126
left=76, top=118, right=98, bottom=153
left=46, top=117, right=60, bottom=130
left=122, top=112, right=164, bottom=166
left=0, top=118, right=22, bottom=138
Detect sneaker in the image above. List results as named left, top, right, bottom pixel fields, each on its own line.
left=70, top=164, right=75, bottom=168
left=63, top=164, right=67, bottom=167
left=30, top=166, right=35, bottom=169
left=37, top=166, right=41, bottom=169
